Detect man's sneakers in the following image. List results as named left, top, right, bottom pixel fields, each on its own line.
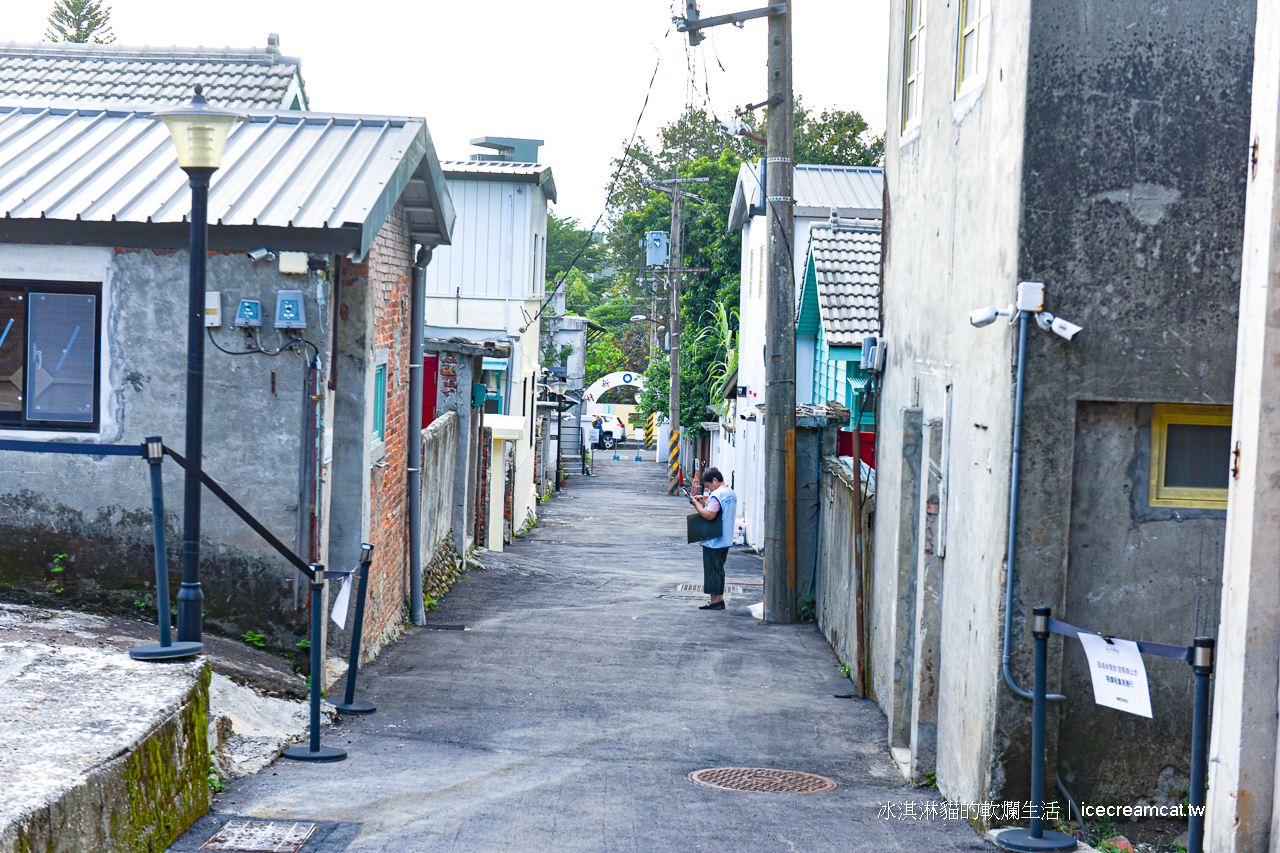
left=698, top=601, right=726, bottom=610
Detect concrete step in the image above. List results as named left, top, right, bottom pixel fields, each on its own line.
left=0, top=643, right=210, bottom=852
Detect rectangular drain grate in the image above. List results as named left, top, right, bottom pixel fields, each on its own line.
left=726, top=578, right=763, bottom=585
left=200, top=820, right=317, bottom=852
left=677, top=584, right=745, bottom=594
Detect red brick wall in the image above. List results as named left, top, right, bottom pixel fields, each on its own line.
left=342, top=203, right=414, bottom=652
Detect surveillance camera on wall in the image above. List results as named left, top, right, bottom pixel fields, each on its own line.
left=969, top=304, right=1014, bottom=328
left=248, top=248, right=276, bottom=262
left=1050, top=316, right=1082, bottom=340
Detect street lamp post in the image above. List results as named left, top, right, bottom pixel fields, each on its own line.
left=151, top=85, right=246, bottom=643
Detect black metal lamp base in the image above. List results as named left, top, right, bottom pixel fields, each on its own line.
left=333, top=699, right=376, bottom=715
left=129, top=641, right=203, bottom=661
left=995, top=828, right=1077, bottom=852
left=280, top=745, right=347, bottom=763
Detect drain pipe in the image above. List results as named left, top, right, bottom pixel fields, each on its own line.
left=1001, top=311, right=1065, bottom=702
left=408, top=246, right=430, bottom=625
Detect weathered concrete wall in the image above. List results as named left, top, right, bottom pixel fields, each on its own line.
left=1015, top=0, right=1252, bottom=806
left=878, top=0, right=1030, bottom=806
left=816, top=457, right=871, bottom=696
left=878, top=0, right=1252, bottom=810
left=0, top=243, right=323, bottom=647
left=1058, top=403, right=1222, bottom=804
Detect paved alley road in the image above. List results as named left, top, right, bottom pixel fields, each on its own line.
left=204, top=458, right=995, bottom=853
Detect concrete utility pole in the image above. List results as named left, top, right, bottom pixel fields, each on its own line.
left=668, top=189, right=683, bottom=495
left=673, top=0, right=794, bottom=620
left=762, top=4, right=797, bottom=623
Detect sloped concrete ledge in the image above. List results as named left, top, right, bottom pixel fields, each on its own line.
left=0, top=644, right=210, bottom=853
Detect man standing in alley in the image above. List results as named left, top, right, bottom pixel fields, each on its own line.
left=689, top=468, right=737, bottom=611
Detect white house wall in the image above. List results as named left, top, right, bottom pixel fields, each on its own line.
left=424, top=179, right=545, bottom=301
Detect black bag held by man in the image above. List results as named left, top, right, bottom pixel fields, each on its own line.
left=687, top=508, right=722, bottom=544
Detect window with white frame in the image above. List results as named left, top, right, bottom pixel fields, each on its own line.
left=0, top=280, right=101, bottom=431
left=903, top=0, right=926, bottom=128
left=371, top=361, right=387, bottom=450
left=956, top=0, right=990, bottom=93
left=749, top=248, right=756, bottom=295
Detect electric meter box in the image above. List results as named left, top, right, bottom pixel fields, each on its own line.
left=234, top=299, right=263, bottom=328
left=274, top=290, right=306, bottom=329
left=204, top=291, right=222, bottom=327
left=645, top=231, right=670, bottom=267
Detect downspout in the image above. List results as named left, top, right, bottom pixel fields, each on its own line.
left=408, top=246, right=430, bottom=625
left=1001, top=311, right=1065, bottom=702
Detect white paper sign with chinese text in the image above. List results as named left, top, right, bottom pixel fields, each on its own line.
left=1077, top=632, right=1152, bottom=718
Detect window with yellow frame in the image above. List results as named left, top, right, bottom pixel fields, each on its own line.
left=956, top=0, right=989, bottom=94
left=1148, top=404, right=1232, bottom=508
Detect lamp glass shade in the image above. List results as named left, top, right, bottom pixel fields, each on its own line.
left=553, top=381, right=568, bottom=396
left=150, top=86, right=246, bottom=169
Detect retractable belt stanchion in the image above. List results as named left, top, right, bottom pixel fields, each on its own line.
left=282, top=563, right=347, bottom=763
left=335, top=543, right=376, bottom=715
left=1188, top=637, right=1214, bottom=853
left=130, top=436, right=202, bottom=661
left=997, top=606, right=1077, bottom=852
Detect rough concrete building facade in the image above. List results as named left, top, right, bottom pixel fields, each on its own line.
left=876, top=0, right=1254, bottom=813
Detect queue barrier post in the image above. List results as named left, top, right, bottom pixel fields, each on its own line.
left=334, top=543, right=376, bottom=715
left=130, top=436, right=203, bottom=661
left=281, top=563, right=347, bottom=763
left=1188, top=637, right=1213, bottom=853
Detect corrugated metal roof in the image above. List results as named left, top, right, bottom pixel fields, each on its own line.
left=440, top=160, right=557, bottom=204
left=0, top=40, right=305, bottom=109
left=803, top=222, right=881, bottom=346
left=0, top=103, right=453, bottom=259
left=728, top=161, right=883, bottom=231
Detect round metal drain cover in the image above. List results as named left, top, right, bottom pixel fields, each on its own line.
left=688, top=767, right=837, bottom=794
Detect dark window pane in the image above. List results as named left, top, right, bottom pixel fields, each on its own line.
left=1164, top=423, right=1231, bottom=490
left=0, top=290, right=24, bottom=423
left=27, top=292, right=96, bottom=423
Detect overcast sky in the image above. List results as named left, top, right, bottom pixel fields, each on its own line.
left=11, top=0, right=889, bottom=225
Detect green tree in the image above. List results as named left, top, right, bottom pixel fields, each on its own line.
left=45, top=0, right=115, bottom=43
left=585, top=336, right=627, bottom=387
left=546, top=211, right=604, bottom=285
left=752, top=97, right=884, bottom=166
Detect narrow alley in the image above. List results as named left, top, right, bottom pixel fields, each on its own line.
left=186, top=460, right=995, bottom=853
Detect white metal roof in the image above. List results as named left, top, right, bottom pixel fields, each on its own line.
left=440, top=160, right=557, bottom=204
left=0, top=103, right=454, bottom=259
left=0, top=39, right=306, bottom=110
left=728, top=161, right=883, bottom=231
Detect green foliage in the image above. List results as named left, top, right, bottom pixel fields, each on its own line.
left=207, top=758, right=227, bottom=793
left=133, top=599, right=146, bottom=611
left=547, top=212, right=604, bottom=285
left=756, top=96, right=885, bottom=166
left=798, top=594, right=816, bottom=621
left=45, top=0, right=115, bottom=43
left=839, top=663, right=852, bottom=678
left=241, top=631, right=266, bottom=648
left=585, top=335, right=627, bottom=386
left=51, top=553, right=68, bottom=572
left=296, top=640, right=310, bottom=651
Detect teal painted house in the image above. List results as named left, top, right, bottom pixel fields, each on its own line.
left=796, top=219, right=881, bottom=434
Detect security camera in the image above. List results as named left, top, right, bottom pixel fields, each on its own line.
left=1035, top=311, right=1055, bottom=331
left=969, top=304, right=1014, bottom=328
left=248, top=248, right=276, bottom=262
left=1050, top=316, right=1083, bottom=340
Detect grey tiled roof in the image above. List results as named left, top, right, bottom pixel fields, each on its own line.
left=809, top=223, right=881, bottom=346
left=0, top=39, right=304, bottom=109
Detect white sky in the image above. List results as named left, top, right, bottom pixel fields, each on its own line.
left=10, top=0, right=889, bottom=226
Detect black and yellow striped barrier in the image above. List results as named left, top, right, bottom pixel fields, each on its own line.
left=667, top=426, right=681, bottom=495
left=645, top=412, right=655, bottom=449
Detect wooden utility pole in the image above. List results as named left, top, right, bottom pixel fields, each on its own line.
left=668, top=189, right=683, bottom=495
left=763, top=3, right=797, bottom=623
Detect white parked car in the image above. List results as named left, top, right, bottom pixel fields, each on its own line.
left=580, top=414, right=628, bottom=449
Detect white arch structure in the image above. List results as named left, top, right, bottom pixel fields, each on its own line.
left=581, top=370, right=645, bottom=418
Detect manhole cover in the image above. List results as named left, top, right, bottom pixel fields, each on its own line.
left=688, top=768, right=837, bottom=794
left=522, top=539, right=559, bottom=544
left=677, top=584, right=745, bottom=594
left=727, top=578, right=763, bottom=585
left=200, top=820, right=317, bottom=852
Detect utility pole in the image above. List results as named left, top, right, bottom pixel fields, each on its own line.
left=762, top=5, right=797, bottom=623
left=673, top=0, right=794, bottom=621
left=668, top=189, right=683, bottom=495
